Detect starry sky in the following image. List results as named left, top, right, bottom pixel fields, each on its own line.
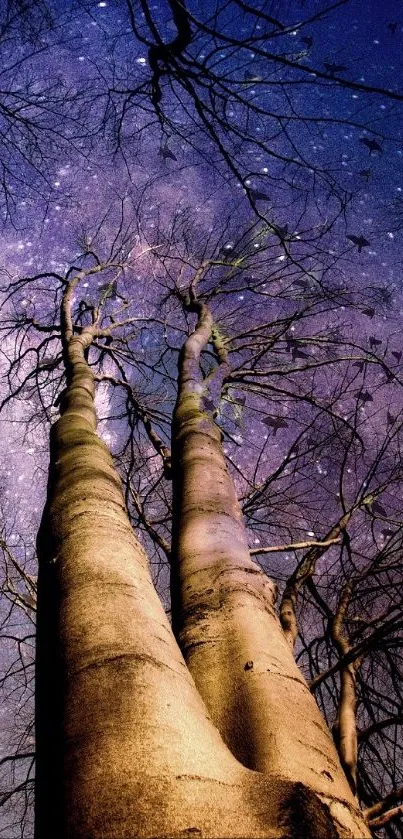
left=0, top=0, right=401, bottom=558
left=0, top=0, right=401, bottom=562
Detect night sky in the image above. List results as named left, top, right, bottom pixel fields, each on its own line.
left=1, top=0, right=401, bottom=535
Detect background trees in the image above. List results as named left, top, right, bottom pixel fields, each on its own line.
left=0, top=1, right=92, bottom=222
left=97, top=0, right=403, bottom=251
left=0, top=0, right=402, bottom=836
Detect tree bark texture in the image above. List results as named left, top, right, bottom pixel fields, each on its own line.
left=35, top=335, right=340, bottom=838
left=34, top=309, right=371, bottom=837
left=170, top=304, right=371, bottom=838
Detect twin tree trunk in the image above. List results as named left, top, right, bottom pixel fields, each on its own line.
left=35, top=322, right=371, bottom=837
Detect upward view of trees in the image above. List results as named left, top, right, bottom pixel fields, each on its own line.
left=0, top=1, right=402, bottom=837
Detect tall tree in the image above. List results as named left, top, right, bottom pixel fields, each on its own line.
left=33, top=256, right=371, bottom=838
left=2, top=210, right=401, bottom=835
left=0, top=2, right=402, bottom=834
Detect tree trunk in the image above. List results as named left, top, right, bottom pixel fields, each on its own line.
left=170, top=306, right=371, bottom=838
left=36, top=335, right=346, bottom=838
left=331, top=583, right=359, bottom=794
